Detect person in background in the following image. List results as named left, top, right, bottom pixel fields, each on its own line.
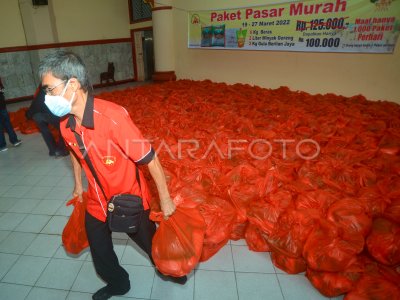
left=38, top=51, right=186, bottom=300
left=26, top=84, right=69, bottom=157
left=0, top=77, right=22, bottom=152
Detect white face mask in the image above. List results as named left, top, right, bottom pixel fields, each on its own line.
left=44, top=80, right=76, bottom=117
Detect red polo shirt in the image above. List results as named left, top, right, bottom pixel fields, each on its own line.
left=60, top=95, right=155, bottom=222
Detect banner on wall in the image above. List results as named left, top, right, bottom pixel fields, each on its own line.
left=188, top=0, right=400, bottom=53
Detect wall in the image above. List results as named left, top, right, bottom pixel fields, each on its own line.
left=18, top=0, right=56, bottom=45
left=0, top=1, right=26, bottom=48
left=173, top=0, right=400, bottom=103
left=0, top=0, right=133, bottom=100
left=0, top=0, right=130, bottom=48
left=52, top=0, right=130, bottom=42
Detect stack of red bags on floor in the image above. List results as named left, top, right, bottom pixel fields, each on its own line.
left=100, top=81, right=399, bottom=299
left=17, top=80, right=400, bottom=298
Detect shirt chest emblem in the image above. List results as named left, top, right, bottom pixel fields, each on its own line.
left=102, top=156, right=117, bottom=166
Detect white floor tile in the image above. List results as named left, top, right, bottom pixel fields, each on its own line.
left=40, top=216, right=69, bottom=235
left=0, top=199, right=15, bottom=213
left=36, top=176, right=64, bottom=187
left=14, top=214, right=51, bottom=233
left=122, top=265, right=154, bottom=299
left=120, top=240, right=153, bottom=267
left=194, top=270, right=238, bottom=300
left=0, top=282, right=32, bottom=300
left=23, top=186, right=53, bottom=199
left=0, top=186, right=12, bottom=197
left=11, top=165, right=38, bottom=177
left=66, top=291, right=92, bottom=300
left=0, top=253, right=19, bottom=280
left=0, top=230, right=10, bottom=243
left=2, top=255, right=50, bottom=285
left=232, top=245, right=275, bottom=273
left=0, top=212, right=27, bottom=230
left=25, top=286, right=69, bottom=300
left=56, top=176, right=75, bottom=188
left=32, top=199, right=64, bottom=215
left=196, top=244, right=234, bottom=271
left=70, top=262, right=103, bottom=293
left=0, top=175, right=25, bottom=186
left=53, top=246, right=90, bottom=261
left=36, top=258, right=84, bottom=290
left=26, top=165, right=52, bottom=176
left=44, top=187, right=73, bottom=201
left=47, top=166, right=70, bottom=177
left=55, top=202, right=74, bottom=217
left=151, top=272, right=194, bottom=300
left=8, top=198, right=41, bottom=213
left=21, top=175, right=45, bottom=186
left=0, top=232, right=37, bottom=254
left=2, top=186, right=32, bottom=198
left=277, top=274, right=331, bottom=300
left=113, top=239, right=128, bottom=262
left=24, top=234, right=61, bottom=257
left=236, top=272, right=283, bottom=300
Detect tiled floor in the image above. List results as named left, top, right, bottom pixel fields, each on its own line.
left=0, top=83, right=344, bottom=300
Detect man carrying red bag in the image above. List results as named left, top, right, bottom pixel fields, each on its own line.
left=38, top=50, right=186, bottom=300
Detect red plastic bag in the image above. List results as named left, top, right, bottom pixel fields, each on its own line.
left=295, top=189, right=338, bottom=215
left=322, top=164, right=359, bottom=196
left=62, top=193, right=89, bottom=255
left=271, top=251, right=306, bottom=274
left=8, top=108, right=28, bottom=131
left=229, top=221, right=247, bottom=241
left=358, top=187, right=390, bottom=217
left=19, top=120, right=39, bottom=134
left=344, top=272, right=400, bottom=300
left=227, top=183, right=258, bottom=222
left=378, top=176, right=400, bottom=199
left=194, top=191, right=236, bottom=260
left=384, top=198, right=400, bottom=225
left=247, top=190, right=293, bottom=235
left=306, top=267, right=361, bottom=297
left=150, top=196, right=206, bottom=277
left=366, top=218, right=400, bottom=266
left=200, top=238, right=230, bottom=262
left=245, top=223, right=270, bottom=252
left=303, top=220, right=364, bottom=272
left=198, top=196, right=236, bottom=245
left=379, top=133, right=400, bottom=155
left=267, top=209, right=320, bottom=258
left=327, top=198, right=372, bottom=237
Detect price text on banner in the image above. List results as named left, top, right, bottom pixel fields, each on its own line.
left=188, top=0, right=400, bottom=53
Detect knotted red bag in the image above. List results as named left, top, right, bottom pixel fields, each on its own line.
left=62, top=193, right=89, bottom=255
left=150, top=195, right=206, bottom=277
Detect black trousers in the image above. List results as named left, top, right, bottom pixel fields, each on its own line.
left=32, top=112, right=66, bottom=154
left=85, top=210, right=156, bottom=293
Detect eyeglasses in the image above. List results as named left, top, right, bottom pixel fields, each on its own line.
left=43, top=80, right=66, bottom=95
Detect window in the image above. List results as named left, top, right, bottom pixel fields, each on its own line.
left=129, top=0, right=152, bottom=23
left=32, top=0, right=48, bottom=5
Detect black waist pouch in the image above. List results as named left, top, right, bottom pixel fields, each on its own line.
left=107, top=194, right=144, bottom=233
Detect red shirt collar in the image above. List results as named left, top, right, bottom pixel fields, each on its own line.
left=66, top=94, right=95, bottom=131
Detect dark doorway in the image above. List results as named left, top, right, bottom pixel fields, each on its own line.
left=142, top=30, right=154, bottom=81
